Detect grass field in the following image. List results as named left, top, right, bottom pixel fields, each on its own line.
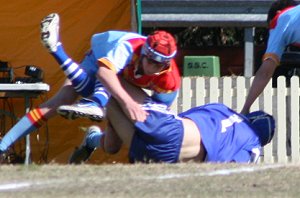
left=0, top=163, right=299, bottom=198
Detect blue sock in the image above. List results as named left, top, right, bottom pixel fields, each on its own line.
left=90, top=94, right=109, bottom=107
left=0, top=108, right=46, bottom=152
left=86, top=130, right=104, bottom=149
left=51, top=43, right=69, bottom=65
left=51, top=44, right=94, bottom=97
left=90, top=81, right=111, bottom=107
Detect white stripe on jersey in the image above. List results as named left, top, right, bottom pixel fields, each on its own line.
left=141, top=98, right=183, bottom=121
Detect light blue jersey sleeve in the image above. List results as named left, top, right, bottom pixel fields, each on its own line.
left=104, top=42, right=133, bottom=72
left=266, top=5, right=300, bottom=59
left=90, top=31, right=144, bottom=73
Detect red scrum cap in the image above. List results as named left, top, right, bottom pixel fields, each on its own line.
left=141, top=30, right=177, bottom=63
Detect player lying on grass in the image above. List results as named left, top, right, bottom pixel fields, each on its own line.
left=69, top=80, right=275, bottom=164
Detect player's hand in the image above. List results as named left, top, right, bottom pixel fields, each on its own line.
left=240, top=108, right=250, bottom=115
left=122, top=100, right=149, bottom=122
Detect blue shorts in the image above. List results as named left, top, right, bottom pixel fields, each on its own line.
left=129, top=102, right=184, bottom=163
left=178, top=103, right=261, bottom=163
left=80, top=50, right=98, bottom=78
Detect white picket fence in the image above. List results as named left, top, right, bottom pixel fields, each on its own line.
left=170, top=76, right=300, bottom=163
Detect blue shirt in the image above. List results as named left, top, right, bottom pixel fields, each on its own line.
left=179, top=103, right=262, bottom=163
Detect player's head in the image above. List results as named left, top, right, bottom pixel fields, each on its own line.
left=267, top=0, right=298, bottom=25
left=245, top=111, right=275, bottom=146
left=139, top=30, right=177, bottom=75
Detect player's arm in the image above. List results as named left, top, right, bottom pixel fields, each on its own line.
left=241, top=21, right=284, bottom=114
left=106, top=79, right=149, bottom=146
left=241, top=58, right=277, bottom=114
left=96, top=63, right=148, bottom=122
